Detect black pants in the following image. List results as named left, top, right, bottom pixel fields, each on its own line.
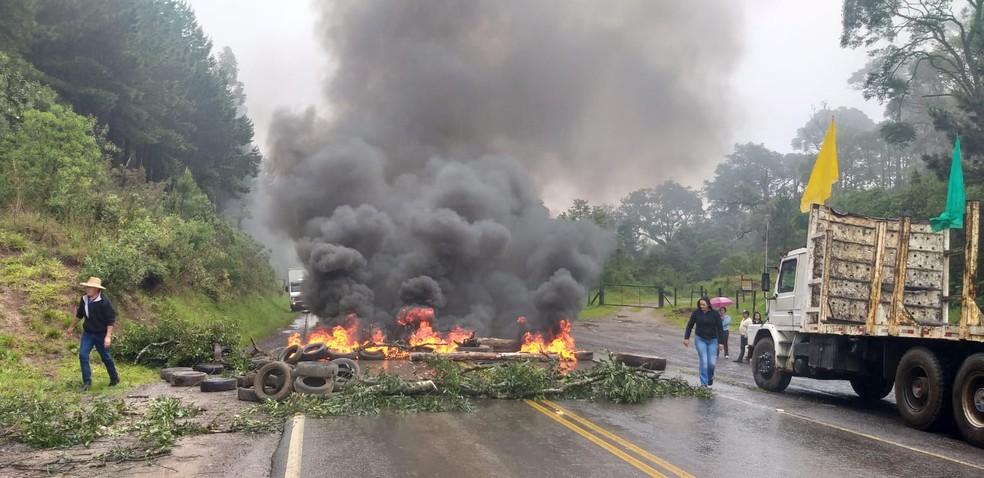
left=719, top=330, right=730, bottom=356
left=739, top=335, right=748, bottom=360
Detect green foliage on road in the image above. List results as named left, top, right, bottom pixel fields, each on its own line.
left=232, top=355, right=711, bottom=435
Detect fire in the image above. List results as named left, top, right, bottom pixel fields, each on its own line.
left=363, top=328, right=409, bottom=359
left=290, top=321, right=361, bottom=353
left=408, top=321, right=463, bottom=353
left=521, top=319, right=576, bottom=361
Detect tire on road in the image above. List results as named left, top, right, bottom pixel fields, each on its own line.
left=329, top=357, right=362, bottom=389
left=850, top=376, right=894, bottom=401
left=236, top=371, right=257, bottom=388
left=237, top=386, right=261, bottom=402
left=300, top=343, right=329, bottom=361
left=294, top=376, right=333, bottom=396
left=895, top=346, right=950, bottom=431
left=200, top=377, right=238, bottom=392
left=253, top=361, right=294, bottom=401
left=250, top=358, right=273, bottom=370
left=279, top=345, right=302, bottom=365
left=295, top=361, right=339, bottom=379
left=160, top=367, right=194, bottom=382
left=952, top=353, right=984, bottom=447
left=171, top=371, right=208, bottom=387
left=193, top=363, right=225, bottom=375
left=328, top=350, right=358, bottom=360
left=751, top=337, right=791, bottom=392
left=358, top=349, right=386, bottom=360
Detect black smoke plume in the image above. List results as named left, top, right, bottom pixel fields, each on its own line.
left=264, top=0, right=741, bottom=335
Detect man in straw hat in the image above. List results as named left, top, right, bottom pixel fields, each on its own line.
left=65, top=277, right=120, bottom=392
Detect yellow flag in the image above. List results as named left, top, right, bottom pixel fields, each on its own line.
left=800, top=117, right=838, bottom=213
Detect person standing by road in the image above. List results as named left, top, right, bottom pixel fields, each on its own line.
left=734, top=310, right=753, bottom=363
left=683, top=297, right=725, bottom=387
left=718, top=307, right=731, bottom=359
left=65, top=277, right=120, bottom=392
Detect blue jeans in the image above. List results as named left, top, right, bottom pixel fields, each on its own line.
left=694, top=336, right=718, bottom=386
left=79, top=330, right=118, bottom=383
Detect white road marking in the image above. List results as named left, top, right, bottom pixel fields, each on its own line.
left=285, top=415, right=306, bottom=478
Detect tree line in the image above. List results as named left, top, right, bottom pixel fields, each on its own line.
left=0, top=0, right=273, bottom=297
left=566, top=1, right=984, bottom=290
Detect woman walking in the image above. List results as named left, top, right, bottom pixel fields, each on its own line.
left=683, top=297, right=725, bottom=387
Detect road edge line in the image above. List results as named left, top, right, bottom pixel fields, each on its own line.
left=285, top=414, right=306, bottom=478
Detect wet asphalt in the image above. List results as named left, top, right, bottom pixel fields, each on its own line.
left=270, top=312, right=984, bottom=477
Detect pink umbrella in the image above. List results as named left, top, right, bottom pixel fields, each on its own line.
left=710, top=297, right=734, bottom=308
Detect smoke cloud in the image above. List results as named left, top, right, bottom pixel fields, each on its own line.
left=264, top=0, right=742, bottom=335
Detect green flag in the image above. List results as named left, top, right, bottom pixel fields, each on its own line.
left=929, top=136, right=965, bottom=232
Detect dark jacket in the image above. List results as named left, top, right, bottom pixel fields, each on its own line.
left=75, top=293, right=116, bottom=333
left=684, top=299, right=724, bottom=341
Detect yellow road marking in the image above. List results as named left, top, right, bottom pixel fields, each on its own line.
left=717, top=394, right=984, bottom=472
left=285, top=414, right=306, bottom=478
left=524, top=399, right=668, bottom=478
left=540, top=400, right=695, bottom=478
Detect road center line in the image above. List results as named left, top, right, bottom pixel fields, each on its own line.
left=524, top=400, right=668, bottom=478
left=540, top=400, right=694, bottom=478
left=717, top=394, right=984, bottom=471
left=285, top=414, right=306, bottom=478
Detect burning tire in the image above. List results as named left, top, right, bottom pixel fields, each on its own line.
left=160, top=367, right=193, bottom=381
left=295, top=361, right=339, bottom=379
left=850, top=377, right=894, bottom=401
left=170, top=371, right=208, bottom=387
left=279, top=345, right=302, bottom=365
left=952, top=353, right=984, bottom=447
left=253, top=361, right=294, bottom=401
left=752, top=337, right=791, bottom=392
left=193, top=363, right=225, bottom=375
left=294, top=376, right=333, bottom=396
left=895, top=347, right=950, bottom=431
left=300, top=343, right=329, bottom=361
left=358, top=349, right=386, bottom=360
left=237, top=387, right=260, bottom=402
left=329, top=358, right=362, bottom=389
left=200, top=377, right=237, bottom=392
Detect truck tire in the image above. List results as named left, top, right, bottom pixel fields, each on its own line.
left=170, top=371, right=207, bottom=387
left=253, top=361, right=294, bottom=401
left=237, top=386, right=261, bottom=402
left=160, top=367, right=194, bottom=381
left=752, top=337, right=791, bottom=392
left=200, top=377, right=238, bottom=392
left=895, top=347, right=950, bottom=431
left=279, top=345, right=302, bottom=365
left=295, top=361, right=339, bottom=379
left=952, top=353, right=984, bottom=448
left=850, top=377, right=894, bottom=401
left=300, top=343, right=329, bottom=361
left=294, top=376, right=333, bottom=396
left=329, top=357, right=362, bottom=389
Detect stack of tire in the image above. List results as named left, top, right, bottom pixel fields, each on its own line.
left=235, top=343, right=363, bottom=402
left=159, top=363, right=237, bottom=393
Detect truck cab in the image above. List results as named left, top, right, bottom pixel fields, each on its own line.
left=286, top=267, right=307, bottom=312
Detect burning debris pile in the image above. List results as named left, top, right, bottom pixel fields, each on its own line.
left=283, top=307, right=587, bottom=363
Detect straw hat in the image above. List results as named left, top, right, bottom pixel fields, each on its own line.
left=80, top=277, right=105, bottom=290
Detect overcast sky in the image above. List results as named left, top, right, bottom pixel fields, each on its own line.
left=187, top=0, right=885, bottom=208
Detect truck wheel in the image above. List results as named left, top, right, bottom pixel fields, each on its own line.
left=895, top=347, right=950, bottom=431
left=752, top=337, right=791, bottom=392
left=952, top=353, right=984, bottom=448
left=850, top=377, right=894, bottom=401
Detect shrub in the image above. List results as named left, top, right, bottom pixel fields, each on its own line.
left=113, top=316, right=240, bottom=367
